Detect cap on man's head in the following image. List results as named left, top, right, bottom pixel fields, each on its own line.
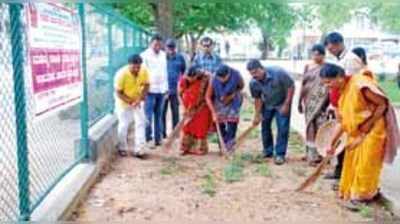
left=166, top=39, right=176, bottom=48
left=246, top=59, right=263, bottom=71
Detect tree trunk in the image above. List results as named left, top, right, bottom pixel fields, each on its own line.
left=152, top=0, right=173, bottom=39
left=261, top=32, right=269, bottom=60
left=189, top=33, right=198, bottom=62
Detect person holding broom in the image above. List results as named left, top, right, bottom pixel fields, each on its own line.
left=206, top=64, right=244, bottom=153
left=247, top=59, right=295, bottom=165
left=178, top=65, right=212, bottom=155
left=320, top=63, right=400, bottom=210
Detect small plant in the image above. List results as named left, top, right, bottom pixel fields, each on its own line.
left=160, top=157, right=180, bottom=176
left=251, top=154, right=265, bottom=164
left=250, top=128, right=260, bottom=139
left=223, top=163, right=244, bottom=183
left=359, top=204, right=373, bottom=218
left=201, top=169, right=217, bottom=197
left=231, top=154, right=246, bottom=168
left=240, top=152, right=254, bottom=162
left=255, top=163, right=271, bottom=177
left=223, top=155, right=245, bottom=183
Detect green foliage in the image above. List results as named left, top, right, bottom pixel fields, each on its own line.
left=360, top=0, right=400, bottom=33
left=201, top=169, right=217, bottom=197
left=223, top=163, right=244, bottom=183
left=250, top=128, right=260, bottom=140
left=359, top=205, right=373, bottom=218
left=115, top=1, right=267, bottom=38
left=379, top=80, right=400, bottom=103
left=223, top=154, right=245, bottom=183
left=160, top=157, right=181, bottom=176
left=240, top=152, right=254, bottom=162
left=253, top=2, right=296, bottom=58
left=255, top=163, right=272, bottom=177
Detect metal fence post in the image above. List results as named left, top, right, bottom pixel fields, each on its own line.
left=78, top=3, right=90, bottom=160
left=107, top=15, right=114, bottom=113
left=9, top=4, right=31, bottom=221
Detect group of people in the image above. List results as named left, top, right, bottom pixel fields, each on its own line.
left=114, top=34, right=295, bottom=165
left=114, top=31, right=400, bottom=211
left=298, top=31, right=400, bottom=210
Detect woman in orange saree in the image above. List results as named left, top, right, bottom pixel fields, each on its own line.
left=320, top=63, right=400, bottom=210
left=178, top=66, right=212, bottom=155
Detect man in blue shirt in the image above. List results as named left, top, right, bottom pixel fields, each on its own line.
left=192, top=37, right=222, bottom=75
left=162, top=39, right=186, bottom=138
left=247, top=59, right=295, bottom=165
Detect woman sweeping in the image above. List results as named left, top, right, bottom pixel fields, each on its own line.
left=178, top=66, right=212, bottom=155
left=298, top=44, right=329, bottom=166
left=206, top=64, right=244, bottom=152
left=320, top=63, right=400, bottom=210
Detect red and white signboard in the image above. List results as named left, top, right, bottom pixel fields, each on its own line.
left=26, top=3, right=82, bottom=119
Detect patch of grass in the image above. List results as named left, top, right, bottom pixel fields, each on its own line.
left=160, top=158, right=181, bottom=176
left=359, top=205, right=373, bottom=219
left=251, top=154, right=265, bottom=164
left=201, top=169, right=217, bottom=197
left=249, top=127, right=260, bottom=139
left=289, top=130, right=305, bottom=155
left=240, top=152, right=254, bottom=162
left=223, top=154, right=245, bottom=183
left=223, top=163, right=244, bottom=183
left=240, top=102, right=255, bottom=121
left=255, top=163, right=272, bottom=177
left=379, top=80, right=400, bottom=103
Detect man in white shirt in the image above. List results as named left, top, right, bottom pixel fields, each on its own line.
left=324, top=32, right=363, bottom=76
left=141, top=34, right=168, bottom=147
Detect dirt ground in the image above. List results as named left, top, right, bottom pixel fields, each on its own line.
left=71, top=103, right=397, bottom=223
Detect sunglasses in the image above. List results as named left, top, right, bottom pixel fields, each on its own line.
left=202, top=44, right=212, bottom=48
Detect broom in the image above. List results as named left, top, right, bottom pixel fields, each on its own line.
left=163, top=102, right=206, bottom=152
left=230, top=124, right=258, bottom=153
left=215, top=123, right=227, bottom=156
left=295, top=134, right=365, bottom=192
left=163, top=115, right=192, bottom=152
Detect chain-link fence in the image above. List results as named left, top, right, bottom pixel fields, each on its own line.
left=0, top=3, right=150, bottom=221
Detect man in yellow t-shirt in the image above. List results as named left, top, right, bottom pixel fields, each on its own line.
left=114, top=54, right=149, bottom=158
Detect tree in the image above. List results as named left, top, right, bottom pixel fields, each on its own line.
left=114, top=1, right=276, bottom=55
left=362, top=0, right=400, bottom=33
left=253, top=2, right=296, bottom=59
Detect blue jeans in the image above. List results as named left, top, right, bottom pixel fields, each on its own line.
left=219, top=122, right=238, bottom=150
left=261, top=108, right=291, bottom=157
left=145, top=93, right=164, bottom=143
left=162, top=93, right=180, bottom=137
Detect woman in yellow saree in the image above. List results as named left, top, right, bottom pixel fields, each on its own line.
left=319, top=63, right=400, bottom=210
